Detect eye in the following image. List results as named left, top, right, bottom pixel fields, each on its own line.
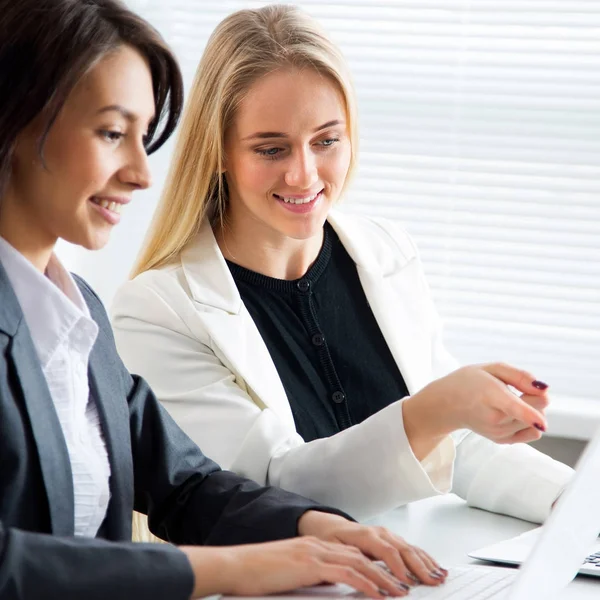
left=256, top=147, right=283, bottom=160
left=318, top=138, right=340, bottom=148
left=99, top=130, right=125, bottom=143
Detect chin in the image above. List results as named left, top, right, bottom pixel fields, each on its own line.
left=87, top=237, right=111, bottom=251
left=71, top=232, right=112, bottom=252
left=283, top=216, right=328, bottom=241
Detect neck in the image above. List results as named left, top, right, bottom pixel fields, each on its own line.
left=215, top=215, right=324, bottom=281
left=0, top=196, right=55, bottom=273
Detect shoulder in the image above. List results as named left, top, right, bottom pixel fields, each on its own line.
left=116, top=263, right=191, bottom=307
left=110, top=264, right=206, bottom=340
left=72, top=274, right=132, bottom=378
left=328, top=211, right=420, bottom=273
left=72, top=274, right=110, bottom=327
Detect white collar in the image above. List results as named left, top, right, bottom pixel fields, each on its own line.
left=178, top=210, right=416, bottom=313
left=0, top=237, right=97, bottom=367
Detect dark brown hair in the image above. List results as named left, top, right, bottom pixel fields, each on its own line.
left=0, top=0, right=183, bottom=196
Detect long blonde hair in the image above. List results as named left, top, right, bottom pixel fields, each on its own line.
left=132, top=4, right=358, bottom=277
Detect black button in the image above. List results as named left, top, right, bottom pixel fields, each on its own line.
left=297, top=279, right=310, bottom=292
left=332, top=391, right=345, bottom=404
left=312, top=333, right=325, bottom=346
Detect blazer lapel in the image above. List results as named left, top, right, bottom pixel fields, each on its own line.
left=0, top=264, right=74, bottom=535
left=200, top=310, right=296, bottom=429
left=328, top=212, right=432, bottom=394
left=181, top=222, right=295, bottom=430
left=356, top=267, right=430, bottom=394
left=87, top=354, right=133, bottom=538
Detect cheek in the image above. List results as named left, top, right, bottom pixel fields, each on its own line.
left=324, top=146, right=352, bottom=184
left=235, top=156, right=279, bottom=195
left=45, top=134, right=110, bottom=196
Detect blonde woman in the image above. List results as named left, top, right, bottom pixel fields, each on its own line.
left=112, top=5, right=572, bottom=525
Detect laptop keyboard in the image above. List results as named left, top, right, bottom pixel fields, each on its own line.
left=583, top=551, right=600, bottom=569
left=400, top=566, right=516, bottom=599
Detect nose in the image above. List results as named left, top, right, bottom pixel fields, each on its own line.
left=284, top=147, right=318, bottom=189
left=120, top=144, right=152, bottom=190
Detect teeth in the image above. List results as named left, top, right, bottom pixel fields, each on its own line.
left=280, top=191, right=320, bottom=204
left=94, top=198, right=123, bottom=214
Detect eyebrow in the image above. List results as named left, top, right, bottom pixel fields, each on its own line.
left=96, top=104, right=155, bottom=125
left=242, top=119, right=345, bottom=141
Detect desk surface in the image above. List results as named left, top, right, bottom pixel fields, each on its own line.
left=365, top=494, right=598, bottom=598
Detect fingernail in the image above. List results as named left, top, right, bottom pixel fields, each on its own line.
left=533, top=423, right=546, bottom=432
left=439, top=567, right=449, bottom=575
left=406, top=572, right=421, bottom=584
left=430, top=571, right=444, bottom=579
left=396, top=582, right=410, bottom=592
left=532, top=380, right=548, bottom=390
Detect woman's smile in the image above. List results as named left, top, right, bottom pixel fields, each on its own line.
left=274, top=189, right=324, bottom=214
left=89, top=195, right=130, bottom=225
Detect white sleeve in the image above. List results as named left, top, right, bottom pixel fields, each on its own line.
left=383, top=217, right=575, bottom=523
left=111, top=278, right=452, bottom=521
left=417, top=241, right=573, bottom=523
left=427, top=287, right=573, bottom=523
left=452, top=430, right=573, bottom=523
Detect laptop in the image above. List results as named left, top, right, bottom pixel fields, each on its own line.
left=468, top=424, right=600, bottom=582
left=231, top=425, right=600, bottom=599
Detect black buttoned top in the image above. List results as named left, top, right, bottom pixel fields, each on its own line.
left=227, top=223, right=410, bottom=442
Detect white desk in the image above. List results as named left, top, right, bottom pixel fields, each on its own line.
left=365, top=494, right=598, bottom=598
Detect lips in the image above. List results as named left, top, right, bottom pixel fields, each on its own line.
left=274, top=189, right=323, bottom=205
left=90, top=197, right=124, bottom=215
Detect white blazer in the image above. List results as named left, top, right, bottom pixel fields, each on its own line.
left=111, top=212, right=572, bottom=522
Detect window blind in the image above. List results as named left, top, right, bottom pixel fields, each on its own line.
left=119, top=1, right=600, bottom=417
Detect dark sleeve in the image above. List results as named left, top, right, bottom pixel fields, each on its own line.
left=74, top=276, right=352, bottom=546
left=0, top=522, right=193, bottom=600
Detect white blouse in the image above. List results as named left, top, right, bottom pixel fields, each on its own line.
left=0, top=237, right=111, bottom=537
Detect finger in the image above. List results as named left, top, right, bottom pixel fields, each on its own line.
left=372, top=530, right=447, bottom=587
left=520, top=393, right=549, bottom=412
left=415, top=547, right=447, bottom=580
left=324, top=548, right=412, bottom=596
left=394, top=543, right=445, bottom=587
left=504, top=426, right=543, bottom=444
left=492, top=389, right=547, bottom=432
left=413, top=546, right=442, bottom=573
left=360, top=560, right=412, bottom=597
left=337, top=529, right=419, bottom=588
left=482, top=363, right=549, bottom=396
left=505, top=395, right=547, bottom=431
left=489, top=419, right=533, bottom=441
left=319, top=562, right=408, bottom=599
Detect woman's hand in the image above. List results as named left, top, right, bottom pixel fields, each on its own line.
left=181, top=511, right=447, bottom=599
left=298, top=511, right=447, bottom=588
left=182, top=535, right=434, bottom=599
left=403, top=363, right=550, bottom=460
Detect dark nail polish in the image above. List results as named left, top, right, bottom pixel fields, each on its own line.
left=430, top=571, right=444, bottom=579
left=533, top=423, right=546, bottom=432
left=532, top=380, right=548, bottom=390
left=406, top=572, right=421, bottom=584
left=396, top=582, right=410, bottom=592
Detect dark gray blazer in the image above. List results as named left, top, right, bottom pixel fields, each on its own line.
left=0, top=261, right=343, bottom=600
